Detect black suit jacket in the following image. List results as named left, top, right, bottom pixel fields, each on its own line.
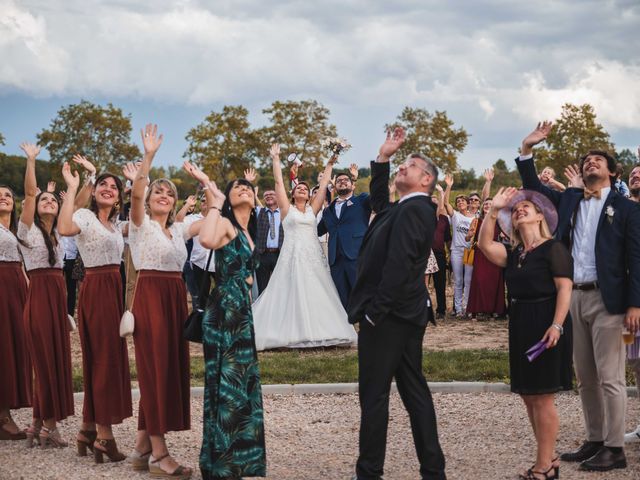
left=347, top=161, right=436, bottom=327
left=517, top=156, right=640, bottom=314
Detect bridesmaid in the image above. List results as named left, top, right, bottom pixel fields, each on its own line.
left=17, top=143, right=74, bottom=448
left=0, top=185, right=31, bottom=441
left=183, top=162, right=266, bottom=479
left=128, top=124, right=204, bottom=479
left=58, top=157, right=132, bottom=463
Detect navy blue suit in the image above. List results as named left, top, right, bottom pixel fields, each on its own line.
left=517, top=156, right=640, bottom=314
left=318, top=192, right=372, bottom=308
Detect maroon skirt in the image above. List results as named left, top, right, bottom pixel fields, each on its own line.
left=24, top=268, right=74, bottom=421
left=78, top=265, right=132, bottom=424
left=0, top=262, right=31, bottom=409
left=132, top=270, right=190, bottom=435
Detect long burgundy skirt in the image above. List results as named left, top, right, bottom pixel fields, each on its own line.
left=132, top=270, right=190, bottom=435
left=467, top=222, right=507, bottom=316
left=78, top=265, right=132, bottom=424
left=24, top=268, right=74, bottom=421
left=0, top=262, right=31, bottom=409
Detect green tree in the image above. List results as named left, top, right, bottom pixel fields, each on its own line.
left=260, top=100, right=338, bottom=169
left=616, top=148, right=639, bottom=172
left=0, top=153, right=53, bottom=196
left=491, top=158, right=521, bottom=188
left=184, top=105, right=261, bottom=182
left=385, top=107, right=468, bottom=172
left=534, top=103, right=615, bottom=174
left=454, top=168, right=478, bottom=190
left=37, top=100, right=140, bottom=174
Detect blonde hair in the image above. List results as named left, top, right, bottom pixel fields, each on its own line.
left=145, top=178, right=179, bottom=226
left=510, top=201, right=553, bottom=248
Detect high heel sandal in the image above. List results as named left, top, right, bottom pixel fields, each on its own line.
left=76, top=430, right=97, bottom=456
left=518, top=465, right=556, bottom=480
left=0, top=416, right=26, bottom=441
left=25, top=423, right=41, bottom=448
left=148, top=453, right=193, bottom=479
left=130, top=448, right=153, bottom=471
left=40, top=426, right=68, bottom=449
left=93, top=438, right=127, bottom=463
left=551, top=456, right=560, bottom=479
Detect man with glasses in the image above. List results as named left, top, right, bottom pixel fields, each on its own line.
left=318, top=166, right=372, bottom=309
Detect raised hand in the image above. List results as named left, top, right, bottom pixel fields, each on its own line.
left=59, top=190, right=67, bottom=201
left=182, top=160, right=210, bottom=185
left=72, top=154, right=96, bottom=175
left=349, top=163, right=359, bottom=180
left=244, top=168, right=257, bottom=183
left=378, top=127, right=406, bottom=160
left=269, top=144, right=281, bottom=164
left=185, top=195, right=197, bottom=209
left=564, top=163, right=584, bottom=189
left=435, top=183, right=444, bottom=194
left=122, top=162, right=141, bottom=182
left=444, top=173, right=454, bottom=188
left=521, top=121, right=553, bottom=154
left=140, top=124, right=163, bottom=155
left=61, top=162, right=80, bottom=190
left=483, top=168, right=495, bottom=182
left=47, top=181, right=56, bottom=193
left=206, top=180, right=226, bottom=208
left=20, top=142, right=41, bottom=160
left=328, top=154, right=339, bottom=166
left=490, top=187, right=519, bottom=211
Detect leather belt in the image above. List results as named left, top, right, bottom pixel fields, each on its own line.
left=263, top=248, right=280, bottom=254
left=573, top=281, right=599, bottom=291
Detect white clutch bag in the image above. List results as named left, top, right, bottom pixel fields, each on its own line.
left=67, top=314, right=77, bottom=331
left=119, top=310, right=135, bottom=338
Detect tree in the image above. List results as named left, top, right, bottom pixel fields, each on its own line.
left=0, top=132, right=5, bottom=146
left=184, top=105, right=261, bottom=182
left=259, top=100, right=338, bottom=170
left=617, top=148, right=639, bottom=173
left=491, top=158, right=521, bottom=188
left=534, top=103, right=615, bottom=174
left=0, top=153, right=53, bottom=196
left=454, top=168, right=478, bottom=190
left=385, top=107, right=468, bottom=172
left=37, top=100, right=140, bottom=174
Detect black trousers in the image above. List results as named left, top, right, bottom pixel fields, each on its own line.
left=192, top=265, right=214, bottom=308
left=256, top=251, right=279, bottom=294
left=63, top=258, right=77, bottom=316
left=432, top=251, right=447, bottom=314
left=357, top=319, right=446, bottom=480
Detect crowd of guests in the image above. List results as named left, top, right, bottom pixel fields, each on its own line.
left=1, top=118, right=640, bottom=480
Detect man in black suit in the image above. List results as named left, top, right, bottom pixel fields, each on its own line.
left=348, top=128, right=446, bottom=480
left=517, top=122, right=640, bottom=472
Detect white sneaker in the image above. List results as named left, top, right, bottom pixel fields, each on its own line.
left=624, top=426, right=640, bottom=443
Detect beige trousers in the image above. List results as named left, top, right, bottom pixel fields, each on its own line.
left=571, top=289, right=626, bottom=447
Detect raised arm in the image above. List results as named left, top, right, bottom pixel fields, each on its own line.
left=478, top=187, right=518, bottom=268
left=270, top=144, right=290, bottom=219
left=57, top=162, right=82, bottom=236
left=465, top=217, right=479, bottom=243
left=310, top=155, right=337, bottom=215
left=435, top=184, right=447, bottom=217
left=72, top=154, right=97, bottom=209
left=370, top=127, right=405, bottom=212
left=131, top=124, right=162, bottom=227
left=176, top=195, right=197, bottom=222
left=443, top=173, right=454, bottom=216
left=243, top=168, right=263, bottom=208
left=19, top=143, right=41, bottom=227
left=481, top=168, right=494, bottom=202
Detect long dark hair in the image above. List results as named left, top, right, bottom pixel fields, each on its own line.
left=221, top=179, right=257, bottom=241
left=0, top=185, right=27, bottom=246
left=34, top=191, right=60, bottom=266
left=89, top=173, right=124, bottom=222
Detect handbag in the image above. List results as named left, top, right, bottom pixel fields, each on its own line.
left=183, top=251, right=214, bottom=343
left=119, top=252, right=138, bottom=338
left=463, top=242, right=476, bottom=266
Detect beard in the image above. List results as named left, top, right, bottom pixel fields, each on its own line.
left=337, top=188, right=352, bottom=196
left=630, top=187, right=640, bottom=199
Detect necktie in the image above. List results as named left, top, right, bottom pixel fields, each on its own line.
left=583, top=189, right=601, bottom=200
left=268, top=210, right=276, bottom=240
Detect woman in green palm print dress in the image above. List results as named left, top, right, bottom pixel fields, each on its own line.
left=183, top=163, right=266, bottom=480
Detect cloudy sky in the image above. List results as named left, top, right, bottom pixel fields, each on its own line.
left=1, top=0, right=639, bottom=174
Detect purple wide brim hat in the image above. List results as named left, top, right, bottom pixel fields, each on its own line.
left=497, top=189, right=559, bottom=239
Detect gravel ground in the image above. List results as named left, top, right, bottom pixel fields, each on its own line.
left=2, top=392, right=640, bottom=479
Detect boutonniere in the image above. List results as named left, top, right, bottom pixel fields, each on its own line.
left=605, top=205, right=615, bottom=224
left=346, top=200, right=354, bottom=207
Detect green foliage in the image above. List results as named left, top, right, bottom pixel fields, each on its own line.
left=149, top=165, right=200, bottom=199
left=37, top=100, right=140, bottom=173
left=386, top=107, right=469, bottom=172
left=0, top=153, right=54, bottom=196
left=490, top=159, right=522, bottom=188
left=534, top=103, right=615, bottom=174
left=617, top=148, right=639, bottom=174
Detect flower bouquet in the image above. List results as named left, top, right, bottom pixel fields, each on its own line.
left=320, top=137, right=352, bottom=159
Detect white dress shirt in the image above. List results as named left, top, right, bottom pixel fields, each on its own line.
left=572, top=187, right=610, bottom=283
left=334, top=195, right=353, bottom=218
left=256, top=207, right=282, bottom=248
left=184, top=213, right=214, bottom=272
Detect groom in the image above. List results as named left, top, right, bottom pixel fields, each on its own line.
left=348, top=128, right=446, bottom=480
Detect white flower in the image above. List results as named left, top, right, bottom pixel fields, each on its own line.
left=606, top=205, right=615, bottom=223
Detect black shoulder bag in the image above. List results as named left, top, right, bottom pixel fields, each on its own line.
left=183, top=250, right=214, bottom=343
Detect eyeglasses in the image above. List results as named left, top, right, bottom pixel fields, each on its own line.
left=335, top=178, right=351, bottom=184
left=469, top=198, right=481, bottom=202
left=400, top=160, right=431, bottom=174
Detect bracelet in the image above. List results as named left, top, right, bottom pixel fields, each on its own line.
left=86, top=174, right=96, bottom=185
left=551, top=323, right=564, bottom=335
left=202, top=186, right=209, bottom=191
left=209, top=206, right=222, bottom=212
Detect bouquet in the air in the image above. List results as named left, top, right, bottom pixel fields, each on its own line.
left=320, top=137, right=352, bottom=158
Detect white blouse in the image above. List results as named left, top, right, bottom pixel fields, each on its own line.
left=73, top=208, right=125, bottom=268
left=17, top=221, right=64, bottom=271
left=129, top=214, right=191, bottom=272
left=0, top=223, right=22, bottom=263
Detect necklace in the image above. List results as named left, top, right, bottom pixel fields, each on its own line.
left=517, top=238, right=542, bottom=268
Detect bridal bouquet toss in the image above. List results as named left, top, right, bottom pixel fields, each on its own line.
left=320, top=137, right=352, bottom=159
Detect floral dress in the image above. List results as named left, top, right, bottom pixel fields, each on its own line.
left=199, top=231, right=266, bottom=479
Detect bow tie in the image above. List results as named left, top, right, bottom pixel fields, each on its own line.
left=583, top=189, right=601, bottom=200
left=336, top=198, right=350, bottom=204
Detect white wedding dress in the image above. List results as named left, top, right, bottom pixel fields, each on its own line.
left=252, top=205, right=357, bottom=351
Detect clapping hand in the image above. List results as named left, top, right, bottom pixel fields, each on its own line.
left=141, top=124, right=163, bottom=155
left=61, top=162, right=80, bottom=190
left=244, top=168, right=257, bottom=183
left=564, top=163, right=584, bottom=189
left=521, top=121, right=552, bottom=155
left=490, top=187, right=519, bottom=211
left=378, top=127, right=406, bottom=161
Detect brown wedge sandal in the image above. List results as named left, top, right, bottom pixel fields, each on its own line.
left=148, top=453, right=193, bottom=479
left=130, top=449, right=152, bottom=471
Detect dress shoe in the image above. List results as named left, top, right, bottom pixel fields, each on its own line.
left=624, top=425, right=640, bottom=443
left=560, top=440, right=603, bottom=462
left=350, top=476, right=383, bottom=480
left=578, top=446, right=626, bottom=471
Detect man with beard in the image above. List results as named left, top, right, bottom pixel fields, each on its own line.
left=318, top=169, right=372, bottom=309
left=517, top=123, right=640, bottom=473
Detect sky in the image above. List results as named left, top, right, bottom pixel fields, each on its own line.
left=1, top=0, right=639, bottom=175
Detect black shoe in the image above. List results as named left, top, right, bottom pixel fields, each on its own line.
left=578, top=446, right=626, bottom=471
left=560, top=440, right=603, bottom=462
left=351, top=476, right=383, bottom=480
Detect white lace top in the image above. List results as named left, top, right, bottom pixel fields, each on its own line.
left=129, top=214, right=191, bottom=272
left=0, top=223, right=22, bottom=263
left=17, top=221, right=64, bottom=270
left=72, top=209, right=125, bottom=267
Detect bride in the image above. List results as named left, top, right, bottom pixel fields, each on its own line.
left=252, top=144, right=357, bottom=351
